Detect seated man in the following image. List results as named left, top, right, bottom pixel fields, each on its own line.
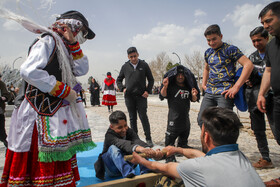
left=94, top=110, right=160, bottom=180
left=131, top=107, right=264, bottom=187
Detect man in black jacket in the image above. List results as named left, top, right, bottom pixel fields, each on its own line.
left=94, top=110, right=160, bottom=179
left=245, top=26, right=274, bottom=169
left=117, top=47, right=154, bottom=147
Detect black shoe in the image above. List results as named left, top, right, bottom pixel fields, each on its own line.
left=146, top=140, right=154, bottom=148
left=125, top=173, right=136, bottom=178
left=166, top=155, right=177, bottom=163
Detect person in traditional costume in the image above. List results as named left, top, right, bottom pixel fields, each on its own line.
left=102, top=72, right=117, bottom=113
left=0, top=10, right=96, bottom=186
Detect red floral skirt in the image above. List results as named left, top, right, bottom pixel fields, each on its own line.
left=102, top=95, right=117, bottom=106
left=1, top=125, right=80, bottom=187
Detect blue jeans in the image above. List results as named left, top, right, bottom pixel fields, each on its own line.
left=102, top=145, right=150, bottom=178
left=197, top=93, right=234, bottom=127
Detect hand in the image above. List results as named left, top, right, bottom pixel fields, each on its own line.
left=64, top=89, right=77, bottom=103
left=163, top=146, right=177, bottom=157
left=1, top=97, right=6, bottom=101
left=123, top=88, right=126, bottom=93
left=55, top=22, right=76, bottom=44
left=154, top=149, right=165, bottom=160
left=191, top=88, right=198, bottom=96
left=142, top=148, right=156, bottom=158
left=245, top=79, right=253, bottom=87
left=221, top=86, right=239, bottom=99
left=142, top=91, right=149, bottom=98
left=202, top=85, right=207, bottom=91
left=162, top=77, right=169, bottom=87
left=257, top=95, right=266, bottom=113
left=130, top=152, right=144, bottom=165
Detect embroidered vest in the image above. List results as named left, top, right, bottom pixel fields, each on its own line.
left=25, top=33, right=63, bottom=116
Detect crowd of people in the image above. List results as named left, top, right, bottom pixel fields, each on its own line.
left=0, top=1, right=280, bottom=186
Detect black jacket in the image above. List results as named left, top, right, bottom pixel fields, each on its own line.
left=94, top=128, right=148, bottom=180
left=159, top=65, right=200, bottom=101
left=116, top=59, right=154, bottom=96
left=245, top=50, right=272, bottom=111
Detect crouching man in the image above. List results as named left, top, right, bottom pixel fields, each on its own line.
left=131, top=107, right=264, bottom=187
left=94, top=110, right=161, bottom=180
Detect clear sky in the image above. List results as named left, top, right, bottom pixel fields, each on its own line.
left=0, top=0, right=272, bottom=85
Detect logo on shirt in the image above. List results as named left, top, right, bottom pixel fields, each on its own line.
left=174, top=89, right=189, bottom=99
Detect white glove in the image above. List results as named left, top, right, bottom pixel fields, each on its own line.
left=64, top=89, right=77, bottom=103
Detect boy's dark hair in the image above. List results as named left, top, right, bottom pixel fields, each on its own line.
left=109, top=110, right=127, bottom=125
left=259, top=1, right=280, bottom=19
left=204, top=24, right=222, bottom=36
left=107, top=72, right=111, bottom=76
left=250, top=26, right=269, bottom=38
left=201, top=107, right=241, bottom=146
left=127, top=47, right=138, bottom=55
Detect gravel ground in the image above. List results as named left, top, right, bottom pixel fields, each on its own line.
left=0, top=92, right=279, bottom=183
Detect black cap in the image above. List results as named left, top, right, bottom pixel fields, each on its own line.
left=57, top=10, right=95, bottom=39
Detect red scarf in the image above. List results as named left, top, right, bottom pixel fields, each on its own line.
left=104, top=76, right=115, bottom=86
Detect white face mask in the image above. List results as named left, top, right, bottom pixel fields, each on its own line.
left=75, top=31, right=87, bottom=44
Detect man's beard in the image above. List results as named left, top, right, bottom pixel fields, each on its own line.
left=201, top=139, right=208, bottom=153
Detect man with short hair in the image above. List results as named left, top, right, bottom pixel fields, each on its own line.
left=131, top=107, right=265, bottom=187
left=117, top=47, right=154, bottom=147
left=245, top=26, right=274, bottom=169
left=197, top=24, right=253, bottom=127
left=94, top=110, right=160, bottom=180
left=257, top=1, right=280, bottom=186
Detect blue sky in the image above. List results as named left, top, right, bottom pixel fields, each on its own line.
left=0, top=0, right=272, bottom=85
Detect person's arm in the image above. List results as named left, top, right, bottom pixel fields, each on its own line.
left=0, top=82, right=12, bottom=102
left=116, top=66, right=125, bottom=92
left=131, top=152, right=181, bottom=179
left=222, top=55, right=253, bottom=99
left=163, top=146, right=205, bottom=159
left=146, top=63, right=154, bottom=94
left=160, top=77, right=169, bottom=97
left=190, top=88, right=198, bottom=102
left=257, top=67, right=271, bottom=113
left=202, top=62, right=209, bottom=91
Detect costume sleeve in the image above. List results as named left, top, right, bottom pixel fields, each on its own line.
left=20, top=35, right=57, bottom=93
left=68, top=42, right=89, bottom=76
left=101, top=81, right=105, bottom=92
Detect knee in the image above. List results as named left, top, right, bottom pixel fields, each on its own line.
left=108, top=145, right=122, bottom=156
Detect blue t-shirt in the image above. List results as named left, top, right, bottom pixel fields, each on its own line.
left=204, top=42, right=243, bottom=94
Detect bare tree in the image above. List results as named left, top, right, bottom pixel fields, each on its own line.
left=149, top=52, right=171, bottom=85
left=184, top=51, right=204, bottom=90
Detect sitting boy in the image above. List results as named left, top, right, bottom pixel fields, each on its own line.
left=94, top=110, right=161, bottom=180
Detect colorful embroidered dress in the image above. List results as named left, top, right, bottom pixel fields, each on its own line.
left=1, top=34, right=96, bottom=186
left=101, top=77, right=117, bottom=106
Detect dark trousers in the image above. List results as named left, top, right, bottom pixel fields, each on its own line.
left=197, top=93, right=234, bottom=127
left=271, top=95, right=280, bottom=145
left=248, top=92, right=274, bottom=159
left=0, top=114, right=7, bottom=147
left=125, top=94, right=151, bottom=141
left=165, top=127, right=190, bottom=148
